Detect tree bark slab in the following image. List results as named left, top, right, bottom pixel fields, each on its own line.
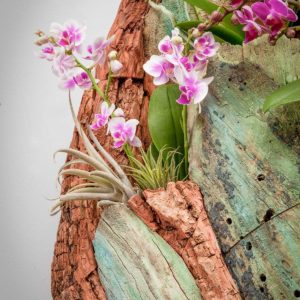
left=129, top=181, right=241, bottom=300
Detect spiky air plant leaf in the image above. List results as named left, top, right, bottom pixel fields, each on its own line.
left=51, top=92, right=135, bottom=215
left=126, top=146, right=184, bottom=190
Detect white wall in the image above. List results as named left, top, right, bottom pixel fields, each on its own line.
left=0, top=1, right=119, bottom=299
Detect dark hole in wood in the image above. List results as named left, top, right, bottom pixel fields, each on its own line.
left=228, top=77, right=232, bottom=81
left=187, top=204, right=193, bottom=210
left=243, top=82, right=247, bottom=85
left=226, top=218, right=232, bottom=224
left=295, top=290, right=300, bottom=298
left=263, top=209, right=275, bottom=222
left=260, top=287, right=264, bottom=293
left=257, top=174, right=265, bottom=181
left=260, top=274, right=267, bottom=282
left=240, top=236, right=244, bottom=239
left=246, top=241, right=252, bottom=250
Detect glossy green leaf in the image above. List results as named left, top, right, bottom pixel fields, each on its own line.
left=263, top=79, right=300, bottom=112
left=148, top=84, right=184, bottom=153
left=183, top=0, right=217, bottom=13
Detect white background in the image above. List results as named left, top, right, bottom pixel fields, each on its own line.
left=0, top=1, right=119, bottom=299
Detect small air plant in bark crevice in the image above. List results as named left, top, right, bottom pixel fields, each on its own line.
left=51, top=93, right=136, bottom=215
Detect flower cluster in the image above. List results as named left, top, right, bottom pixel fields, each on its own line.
left=143, top=29, right=219, bottom=106
left=90, top=102, right=141, bottom=148
left=233, top=0, right=298, bottom=43
left=36, top=20, right=123, bottom=90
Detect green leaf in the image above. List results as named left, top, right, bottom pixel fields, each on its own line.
left=183, top=0, right=217, bottom=13
left=263, top=79, right=300, bottom=112
left=148, top=84, right=184, bottom=154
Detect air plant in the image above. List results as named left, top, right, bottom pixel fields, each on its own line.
left=51, top=93, right=136, bottom=215
left=126, top=146, right=184, bottom=190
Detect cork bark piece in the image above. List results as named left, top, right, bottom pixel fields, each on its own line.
left=51, top=1, right=152, bottom=298
left=128, top=181, right=241, bottom=300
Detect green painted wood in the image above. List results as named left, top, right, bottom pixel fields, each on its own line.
left=93, top=204, right=202, bottom=300
left=188, top=38, right=300, bottom=299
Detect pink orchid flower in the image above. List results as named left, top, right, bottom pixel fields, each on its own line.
left=110, top=59, right=123, bottom=73
left=194, top=32, right=220, bottom=59
left=252, top=0, right=298, bottom=37
left=230, top=0, right=244, bottom=9
left=143, top=55, right=174, bottom=85
left=50, top=20, right=86, bottom=51
left=85, top=36, right=114, bottom=64
left=60, top=71, right=92, bottom=90
left=158, top=28, right=184, bottom=55
left=91, top=102, right=124, bottom=130
left=52, top=53, right=76, bottom=77
left=39, top=43, right=56, bottom=61
left=234, top=6, right=266, bottom=43
left=108, top=117, right=142, bottom=148
left=175, top=68, right=214, bottom=105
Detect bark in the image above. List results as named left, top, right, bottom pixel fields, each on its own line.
left=51, top=1, right=152, bottom=299
left=128, top=181, right=241, bottom=300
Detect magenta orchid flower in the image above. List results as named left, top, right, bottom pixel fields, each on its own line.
left=91, top=102, right=124, bottom=130
left=158, top=28, right=184, bottom=55
left=143, top=55, right=174, bottom=85
left=175, top=68, right=214, bottom=105
left=52, top=53, right=76, bottom=77
left=234, top=6, right=266, bottom=43
left=252, top=0, right=298, bottom=37
left=39, top=43, right=56, bottom=61
left=194, top=32, right=220, bottom=59
left=108, top=117, right=142, bottom=148
left=230, top=0, right=244, bottom=9
left=85, top=36, right=114, bottom=64
left=50, top=20, right=86, bottom=51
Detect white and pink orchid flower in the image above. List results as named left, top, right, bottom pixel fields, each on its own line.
left=175, top=68, right=214, bottom=105
left=91, top=102, right=124, bottom=130
left=143, top=55, right=174, bottom=85
left=50, top=20, right=86, bottom=52
left=110, top=60, right=123, bottom=73
left=52, top=53, right=76, bottom=77
left=39, top=43, right=56, bottom=61
left=194, top=32, right=220, bottom=59
left=85, top=36, right=114, bottom=64
left=60, top=71, right=92, bottom=90
left=108, top=117, right=142, bottom=148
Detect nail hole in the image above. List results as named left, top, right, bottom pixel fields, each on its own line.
left=257, top=174, right=265, bottom=181
left=187, top=204, right=193, bottom=210
left=263, top=208, right=275, bottom=222
left=295, top=290, right=300, bottom=298
left=226, top=218, right=232, bottom=224
left=260, top=274, right=267, bottom=282
left=246, top=241, right=252, bottom=250
left=260, top=287, right=264, bottom=293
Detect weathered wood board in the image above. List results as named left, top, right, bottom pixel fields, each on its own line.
left=93, top=204, right=202, bottom=300
left=188, top=37, right=300, bottom=299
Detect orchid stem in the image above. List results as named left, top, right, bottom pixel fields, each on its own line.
left=105, top=69, right=113, bottom=99
left=75, top=58, right=109, bottom=104
left=182, top=105, right=189, bottom=176
left=124, top=144, right=135, bottom=165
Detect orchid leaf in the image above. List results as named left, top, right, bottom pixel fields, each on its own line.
left=148, top=84, right=184, bottom=155
left=263, top=79, right=300, bottom=112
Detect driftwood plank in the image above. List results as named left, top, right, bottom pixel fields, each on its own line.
left=93, top=204, right=202, bottom=300
left=188, top=37, right=300, bottom=299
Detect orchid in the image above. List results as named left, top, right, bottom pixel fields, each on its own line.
left=252, top=0, right=298, bottom=37
left=39, top=43, right=56, bottom=61
left=108, top=117, right=142, bottom=148
left=91, top=102, right=124, bottom=130
left=52, top=52, right=76, bottom=77
left=60, top=71, right=92, bottom=90
left=110, top=59, right=123, bottom=73
left=234, top=6, right=265, bottom=43
left=85, top=36, right=113, bottom=64
left=50, top=20, right=86, bottom=52
left=143, top=55, right=175, bottom=85
left=194, top=32, right=220, bottom=59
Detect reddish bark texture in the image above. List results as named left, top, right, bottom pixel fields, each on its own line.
left=51, top=1, right=152, bottom=299
left=128, top=181, right=242, bottom=300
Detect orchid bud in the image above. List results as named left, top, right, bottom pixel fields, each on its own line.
left=35, top=30, right=45, bottom=37
left=197, top=23, right=207, bottom=32
left=231, top=14, right=240, bottom=25
left=35, top=36, right=50, bottom=46
left=286, top=28, right=296, bottom=38
left=192, top=28, right=200, bottom=38
left=210, top=11, right=223, bottom=24
left=171, top=35, right=183, bottom=45
left=108, top=50, right=118, bottom=61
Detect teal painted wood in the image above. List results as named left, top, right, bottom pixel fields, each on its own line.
left=188, top=39, right=300, bottom=299
left=93, top=204, right=202, bottom=300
